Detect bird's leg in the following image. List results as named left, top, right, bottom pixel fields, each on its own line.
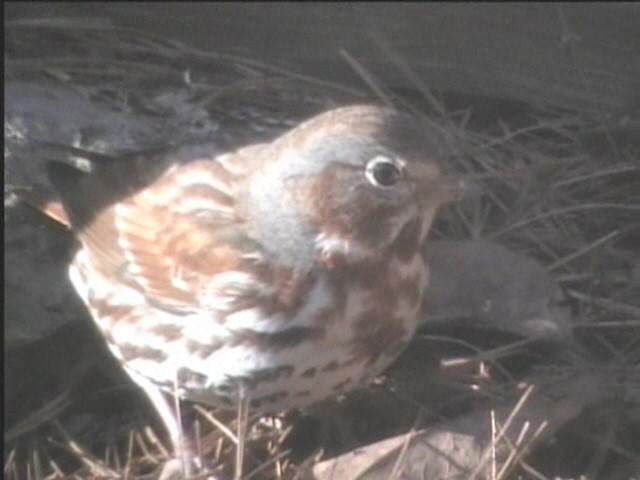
left=234, top=386, right=250, bottom=480
left=126, top=369, right=194, bottom=477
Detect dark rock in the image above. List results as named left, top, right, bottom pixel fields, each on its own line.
left=423, top=239, right=573, bottom=339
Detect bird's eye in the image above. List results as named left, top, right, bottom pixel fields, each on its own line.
left=366, top=156, right=403, bottom=187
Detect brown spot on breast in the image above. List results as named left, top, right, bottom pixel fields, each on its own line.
left=230, top=326, right=324, bottom=351
left=332, top=378, right=353, bottom=391
left=397, top=273, right=422, bottom=308
left=342, top=357, right=361, bottom=368
left=332, top=253, right=422, bottom=366
left=119, top=343, right=169, bottom=362
left=150, top=323, right=184, bottom=341
left=215, top=384, right=233, bottom=394
left=251, top=391, right=288, bottom=408
left=301, top=367, right=317, bottom=378
left=323, top=360, right=340, bottom=372
left=185, top=338, right=224, bottom=358
left=338, top=258, right=387, bottom=287
left=177, top=367, right=207, bottom=387
left=328, top=258, right=389, bottom=323
left=392, top=217, right=422, bottom=262
left=264, top=391, right=288, bottom=404
left=312, top=307, right=339, bottom=325
left=385, top=265, right=422, bottom=309
left=271, top=268, right=316, bottom=314
left=247, top=365, right=295, bottom=385
left=91, top=299, right=134, bottom=323
left=350, top=311, right=408, bottom=366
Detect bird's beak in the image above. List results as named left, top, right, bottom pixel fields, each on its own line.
left=413, top=162, right=471, bottom=207
left=434, top=175, right=472, bottom=205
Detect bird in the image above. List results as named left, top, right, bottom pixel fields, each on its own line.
left=44, top=104, right=462, bottom=472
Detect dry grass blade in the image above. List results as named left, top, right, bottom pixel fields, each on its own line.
left=388, top=412, right=425, bottom=480
left=142, top=426, right=170, bottom=460
left=368, top=31, right=447, bottom=117
left=442, top=337, right=537, bottom=367
left=490, top=203, right=639, bottom=238
left=124, top=431, right=135, bottom=480
left=49, top=420, right=119, bottom=478
left=193, top=405, right=238, bottom=445
left=235, top=395, right=250, bottom=480
left=567, top=291, right=640, bottom=317
left=468, top=384, right=535, bottom=480
left=5, top=391, right=72, bottom=444
left=243, top=448, right=290, bottom=480
left=426, top=335, right=520, bottom=383
left=4, top=449, right=17, bottom=478
left=519, top=460, right=552, bottom=480
left=339, top=49, right=394, bottom=108
left=546, top=230, right=619, bottom=271
left=552, top=164, right=639, bottom=188
left=495, top=419, right=549, bottom=479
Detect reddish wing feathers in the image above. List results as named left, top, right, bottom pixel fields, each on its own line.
left=53, top=152, right=260, bottom=312
left=107, top=162, right=245, bottom=308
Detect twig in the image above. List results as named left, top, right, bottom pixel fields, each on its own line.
left=547, top=230, right=619, bottom=271
left=339, top=49, right=394, bottom=108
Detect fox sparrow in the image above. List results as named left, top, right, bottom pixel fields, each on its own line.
left=47, top=104, right=460, bottom=461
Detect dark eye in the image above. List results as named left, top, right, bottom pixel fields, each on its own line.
left=366, top=156, right=403, bottom=187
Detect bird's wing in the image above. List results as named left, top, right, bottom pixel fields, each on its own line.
left=48, top=145, right=263, bottom=313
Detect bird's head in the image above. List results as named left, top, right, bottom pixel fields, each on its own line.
left=244, top=105, right=463, bottom=269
